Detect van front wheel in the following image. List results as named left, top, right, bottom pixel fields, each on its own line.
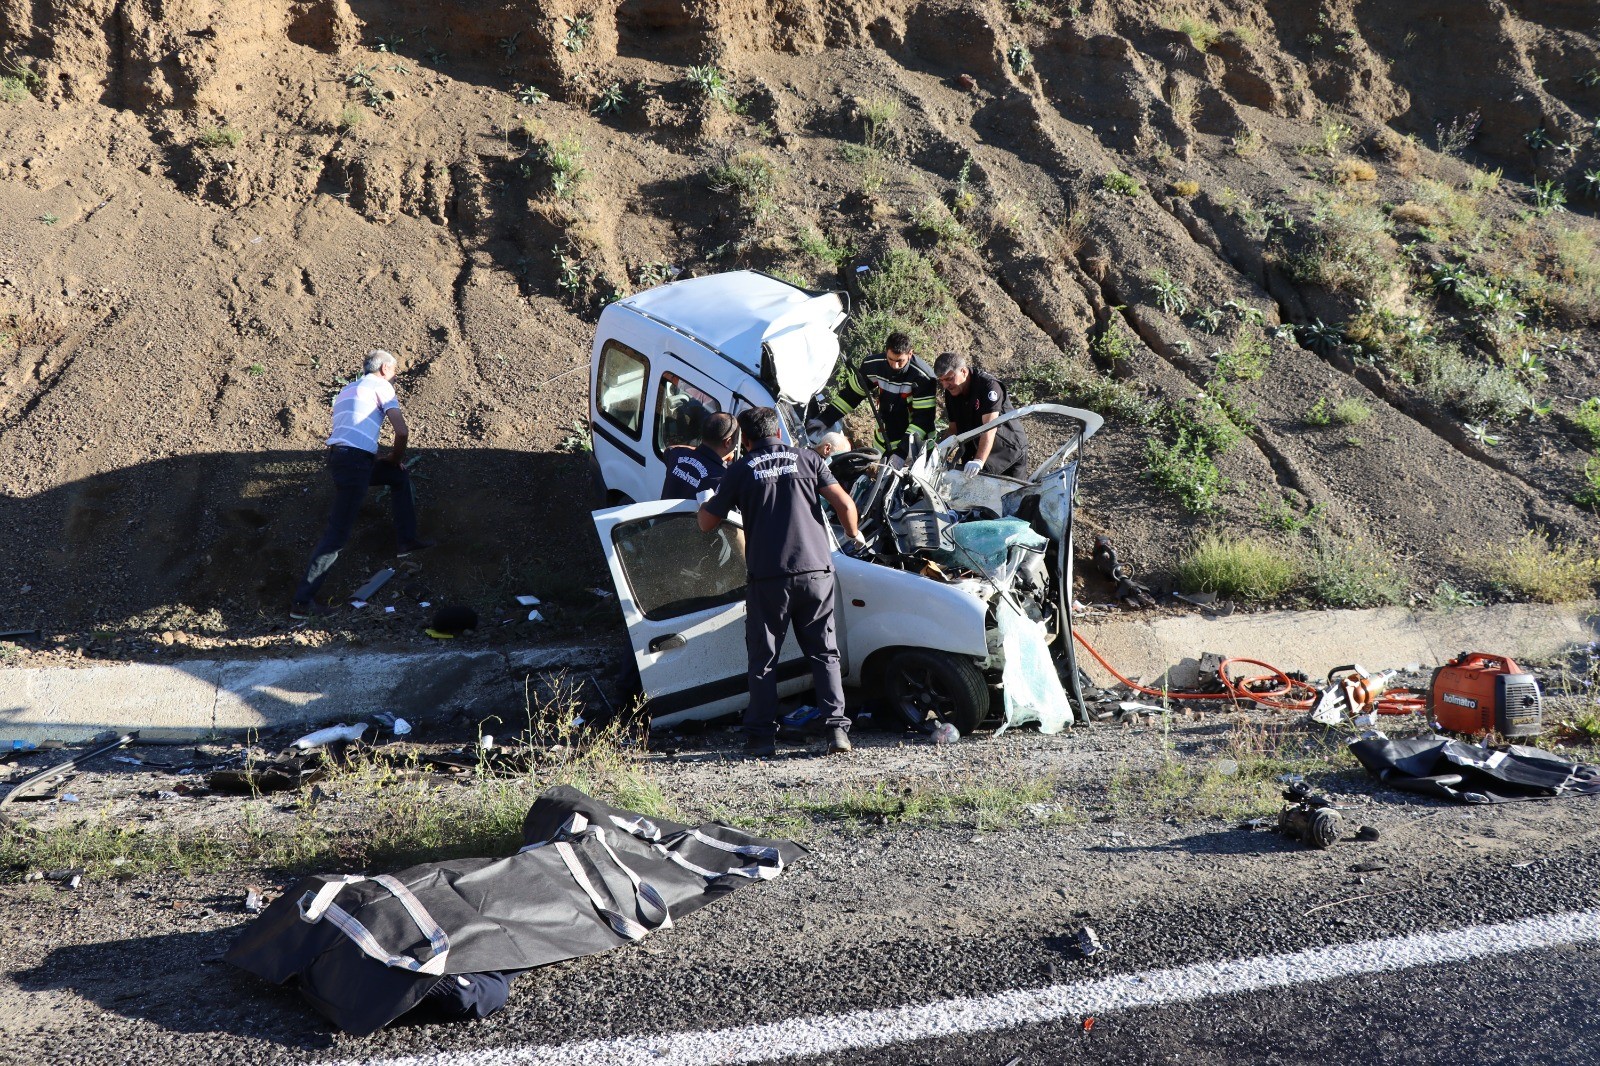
left=882, top=649, right=989, bottom=737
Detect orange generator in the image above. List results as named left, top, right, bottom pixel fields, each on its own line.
left=1428, top=652, right=1542, bottom=738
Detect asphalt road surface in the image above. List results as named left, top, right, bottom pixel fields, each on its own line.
left=7, top=780, right=1599, bottom=1066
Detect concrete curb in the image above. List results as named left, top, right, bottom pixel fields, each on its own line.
left=1072, top=601, right=1600, bottom=689
left=2, top=603, right=1596, bottom=742
left=0, top=641, right=618, bottom=743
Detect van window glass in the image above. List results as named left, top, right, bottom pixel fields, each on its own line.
left=655, top=371, right=720, bottom=455
left=612, top=513, right=746, bottom=621
left=597, top=341, right=649, bottom=439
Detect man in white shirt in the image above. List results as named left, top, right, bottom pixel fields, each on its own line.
left=291, top=350, right=433, bottom=619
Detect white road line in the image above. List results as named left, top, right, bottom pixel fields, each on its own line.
left=329, top=907, right=1600, bottom=1066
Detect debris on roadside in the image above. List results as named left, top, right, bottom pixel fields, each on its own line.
left=0, top=731, right=139, bottom=807
left=292, top=723, right=368, bottom=750
left=44, top=867, right=84, bottom=890
left=243, top=886, right=264, bottom=913
left=1075, top=925, right=1102, bottom=959
left=351, top=567, right=397, bottom=603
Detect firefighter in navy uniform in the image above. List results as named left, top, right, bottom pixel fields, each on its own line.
left=820, top=331, right=938, bottom=460
left=933, top=351, right=1030, bottom=479
left=699, top=408, right=864, bottom=758
left=661, top=411, right=738, bottom=500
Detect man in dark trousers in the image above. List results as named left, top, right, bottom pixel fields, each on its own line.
left=661, top=411, right=737, bottom=501
left=290, top=349, right=433, bottom=619
left=699, top=408, right=864, bottom=758
left=933, top=351, right=1031, bottom=479
left=821, top=331, right=938, bottom=460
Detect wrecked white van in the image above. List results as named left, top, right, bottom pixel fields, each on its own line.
left=588, top=271, right=1102, bottom=734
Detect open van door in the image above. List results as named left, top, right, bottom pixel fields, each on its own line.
left=592, top=499, right=807, bottom=729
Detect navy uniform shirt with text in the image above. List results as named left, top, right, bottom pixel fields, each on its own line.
left=703, top=437, right=838, bottom=580
left=661, top=445, right=727, bottom=499
left=945, top=368, right=1027, bottom=457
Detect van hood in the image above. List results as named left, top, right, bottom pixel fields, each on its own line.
left=761, top=298, right=843, bottom=402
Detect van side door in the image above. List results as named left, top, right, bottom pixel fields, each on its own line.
left=592, top=499, right=806, bottom=729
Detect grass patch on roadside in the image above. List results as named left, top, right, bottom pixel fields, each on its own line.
left=1468, top=529, right=1600, bottom=603
left=1305, top=531, right=1408, bottom=607
left=1111, top=718, right=1356, bottom=823
left=1176, top=532, right=1299, bottom=601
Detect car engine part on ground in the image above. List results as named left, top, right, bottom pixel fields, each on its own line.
left=1350, top=736, right=1600, bottom=804
left=225, top=785, right=805, bottom=1035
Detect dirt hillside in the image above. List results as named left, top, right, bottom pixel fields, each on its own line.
left=2, top=0, right=1599, bottom=655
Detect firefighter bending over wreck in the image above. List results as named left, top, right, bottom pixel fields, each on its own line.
left=816, top=331, right=938, bottom=461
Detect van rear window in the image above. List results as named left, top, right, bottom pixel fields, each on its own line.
left=596, top=341, right=649, bottom=439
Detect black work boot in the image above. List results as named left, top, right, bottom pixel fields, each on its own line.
left=743, top=734, right=777, bottom=759
left=826, top=726, right=852, bottom=755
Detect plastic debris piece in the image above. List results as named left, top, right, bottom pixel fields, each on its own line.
left=419, top=601, right=431, bottom=608
left=424, top=628, right=455, bottom=639
left=351, top=567, right=397, bottom=601
left=292, top=723, right=369, bottom=750
left=1083, top=1017, right=1095, bottom=1034
left=5, top=740, right=37, bottom=752
left=384, top=606, right=396, bottom=614
left=46, top=868, right=85, bottom=890
left=1076, top=925, right=1102, bottom=957
left=479, top=735, right=495, bottom=751
left=515, top=595, right=542, bottom=606
left=350, top=600, right=368, bottom=609
left=527, top=610, right=544, bottom=622
left=60, top=793, right=79, bottom=803
left=931, top=722, right=960, bottom=746
left=244, top=886, right=264, bottom=913
left=993, top=598, right=1073, bottom=736
left=112, top=755, right=143, bottom=765
left=590, top=587, right=613, bottom=599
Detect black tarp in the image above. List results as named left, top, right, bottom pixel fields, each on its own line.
left=225, top=786, right=805, bottom=1035
left=1350, top=736, right=1600, bottom=804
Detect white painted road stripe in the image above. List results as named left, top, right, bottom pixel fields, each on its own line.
left=330, top=907, right=1600, bottom=1066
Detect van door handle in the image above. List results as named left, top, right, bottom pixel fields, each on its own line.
left=649, top=634, right=686, bottom=653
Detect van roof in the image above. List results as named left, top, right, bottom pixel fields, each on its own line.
left=618, top=271, right=841, bottom=374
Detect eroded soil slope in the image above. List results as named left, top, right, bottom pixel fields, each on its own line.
left=2, top=0, right=1599, bottom=651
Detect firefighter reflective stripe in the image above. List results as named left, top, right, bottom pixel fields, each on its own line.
left=297, top=874, right=452, bottom=976
left=827, top=362, right=867, bottom=419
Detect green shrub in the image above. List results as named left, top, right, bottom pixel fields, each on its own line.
left=1103, top=170, right=1142, bottom=197
left=1215, top=331, right=1270, bottom=382
left=1176, top=533, right=1299, bottom=600
left=1574, top=398, right=1600, bottom=449
left=708, top=151, right=780, bottom=223
left=1289, top=196, right=1399, bottom=302
left=1164, top=15, right=1220, bottom=52
left=1332, top=398, right=1372, bottom=425
left=0, top=76, right=27, bottom=105
left=1010, top=357, right=1155, bottom=423
left=1304, top=397, right=1333, bottom=426
left=1306, top=532, right=1408, bottom=607
left=842, top=249, right=954, bottom=363
left=197, top=125, right=242, bottom=149
left=912, top=198, right=974, bottom=247
left=1471, top=530, right=1599, bottom=602
left=1145, top=430, right=1225, bottom=512
left=1577, top=456, right=1600, bottom=507
left=796, top=226, right=850, bottom=267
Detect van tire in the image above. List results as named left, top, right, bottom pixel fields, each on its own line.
left=882, top=649, right=989, bottom=736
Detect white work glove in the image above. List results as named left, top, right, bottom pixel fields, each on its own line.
left=963, top=460, right=983, bottom=478
left=849, top=531, right=867, bottom=549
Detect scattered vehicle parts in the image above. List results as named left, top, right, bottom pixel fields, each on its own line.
left=0, top=731, right=139, bottom=807
left=207, top=751, right=327, bottom=793
left=1277, top=781, right=1342, bottom=849
left=1075, top=925, right=1102, bottom=958
left=0, top=628, right=41, bottom=641
left=351, top=567, right=397, bottom=603
left=292, top=723, right=368, bottom=750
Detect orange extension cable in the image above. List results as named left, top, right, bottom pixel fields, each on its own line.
left=1070, top=628, right=1424, bottom=715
